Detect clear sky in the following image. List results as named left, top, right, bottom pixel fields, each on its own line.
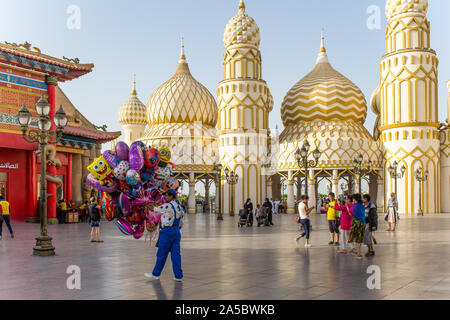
left=1, top=0, right=448, bottom=137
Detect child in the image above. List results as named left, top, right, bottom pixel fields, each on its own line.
left=89, top=197, right=103, bottom=243
left=324, top=192, right=340, bottom=246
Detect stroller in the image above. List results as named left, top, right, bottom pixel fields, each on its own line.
left=257, top=207, right=270, bottom=227
left=238, top=209, right=250, bottom=227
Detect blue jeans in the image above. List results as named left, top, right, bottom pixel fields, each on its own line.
left=0, top=215, right=13, bottom=236
left=152, top=226, right=183, bottom=279
left=300, top=219, right=310, bottom=240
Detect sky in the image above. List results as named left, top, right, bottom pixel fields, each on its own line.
left=1, top=0, right=449, bottom=197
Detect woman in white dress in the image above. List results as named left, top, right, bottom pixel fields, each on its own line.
left=386, top=193, right=399, bottom=231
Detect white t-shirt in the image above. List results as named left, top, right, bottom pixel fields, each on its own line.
left=298, top=202, right=308, bottom=220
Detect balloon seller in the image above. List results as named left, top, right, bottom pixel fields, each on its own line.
left=85, top=141, right=185, bottom=281
left=144, top=188, right=184, bottom=282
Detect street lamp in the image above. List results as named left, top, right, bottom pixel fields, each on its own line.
left=294, top=140, right=321, bottom=197
left=415, top=167, right=428, bottom=216
left=353, top=153, right=372, bottom=194
left=388, top=160, right=405, bottom=196
left=17, top=98, right=68, bottom=256
left=222, top=167, right=239, bottom=216
left=214, top=164, right=223, bottom=221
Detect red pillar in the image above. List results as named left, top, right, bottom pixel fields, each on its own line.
left=25, top=150, right=39, bottom=222
left=46, top=75, right=58, bottom=224
left=67, top=153, right=72, bottom=202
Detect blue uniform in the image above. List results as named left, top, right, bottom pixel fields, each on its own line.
left=152, top=200, right=184, bottom=279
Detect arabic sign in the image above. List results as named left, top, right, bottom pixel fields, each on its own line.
left=0, top=163, right=19, bottom=169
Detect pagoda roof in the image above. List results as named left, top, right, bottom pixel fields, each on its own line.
left=56, top=86, right=120, bottom=143
left=0, top=42, right=94, bottom=82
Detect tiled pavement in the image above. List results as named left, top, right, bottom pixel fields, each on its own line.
left=1, top=213, right=450, bottom=300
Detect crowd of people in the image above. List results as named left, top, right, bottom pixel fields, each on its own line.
left=295, top=191, right=398, bottom=260
left=239, top=198, right=279, bottom=227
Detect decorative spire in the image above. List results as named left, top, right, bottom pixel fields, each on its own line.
left=131, top=74, right=137, bottom=95
left=176, top=38, right=191, bottom=74
left=238, top=0, right=245, bottom=12
left=319, top=29, right=326, bottom=53
left=316, top=29, right=329, bottom=64
left=179, top=37, right=186, bottom=63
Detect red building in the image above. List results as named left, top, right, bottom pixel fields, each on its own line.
left=0, top=42, right=120, bottom=222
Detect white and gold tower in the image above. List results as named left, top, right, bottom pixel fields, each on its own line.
left=373, top=0, right=440, bottom=214
left=118, top=75, right=147, bottom=145
left=218, top=0, right=273, bottom=214
left=440, top=81, right=450, bottom=213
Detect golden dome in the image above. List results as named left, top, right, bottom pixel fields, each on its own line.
left=386, top=0, right=428, bottom=20
left=224, top=0, right=261, bottom=48
left=118, top=75, right=147, bottom=125
left=281, top=31, right=367, bottom=126
left=147, top=40, right=218, bottom=127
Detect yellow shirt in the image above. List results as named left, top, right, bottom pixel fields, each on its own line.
left=59, top=202, right=67, bottom=211
left=0, top=201, right=10, bottom=215
left=327, top=201, right=336, bottom=220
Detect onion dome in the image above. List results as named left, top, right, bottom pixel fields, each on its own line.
left=118, top=75, right=147, bottom=125
left=281, top=31, right=367, bottom=126
left=223, top=0, right=261, bottom=48
left=385, top=0, right=428, bottom=19
left=146, top=40, right=218, bottom=127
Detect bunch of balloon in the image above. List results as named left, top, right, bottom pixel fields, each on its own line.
left=86, top=141, right=179, bottom=240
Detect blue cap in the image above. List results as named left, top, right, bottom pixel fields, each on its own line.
left=164, top=189, right=177, bottom=197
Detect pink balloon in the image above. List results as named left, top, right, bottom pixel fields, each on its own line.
left=115, top=218, right=133, bottom=235
left=132, top=224, right=145, bottom=240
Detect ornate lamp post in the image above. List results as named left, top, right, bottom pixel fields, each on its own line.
left=388, top=160, right=405, bottom=196
left=415, top=167, right=428, bottom=216
left=294, top=140, right=321, bottom=197
left=222, top=167, right=239, bottom=216
left=17, top=98, right=68, bottom=256
left=352, top=153, right=372, bottom=194
left=214, top=164, right=223, bottom=221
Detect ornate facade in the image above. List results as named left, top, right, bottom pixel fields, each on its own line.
left=279, top=32, right=383, bottom=214
left=118, top=0, right=448, bottom=215
left=372, top=0, right=442, bottom=214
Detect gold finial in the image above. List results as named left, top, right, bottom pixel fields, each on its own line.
left=179, top=37, right=186, bottom=62
left=319, top=29, right=326, bottom=53
left=239, top=0, right=245, bottom=11
left=131, top=74, right=137, bottom=95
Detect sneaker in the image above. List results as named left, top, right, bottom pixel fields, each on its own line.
left=144, top=273, right=160, bottom=280
left=305, top=244, right=312, bottom=248
left=334, top=242, right=340, bottom=246
left=369, top=251, right=375, bottom=256
left=328, top=241, right=334, bottom=246
left=11, top=234, right=14, bottom=239
left=174, top=277, right=183, bottom=282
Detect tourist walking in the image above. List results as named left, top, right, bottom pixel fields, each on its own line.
left=89, top=197, right=103, bottom=243
left=348, top=194, right=366, bottom=259
left=324, top=192, right=340, bottom=246
left=263, top=198, right=274, bottom=226
left=145, top=189, right=184, bottom=282
left=296, top=195, right=314, bottom=247
left=274, top=199, right=280, bottom=215
left=244, top=198, right=253, bottom=227
left=363, top=194, right=378, bottom=257
left=386, top=193, right=399, bottom=231
left=330, top=194, right=353, bottom=254
left=0, top=196, right=14, bottom=240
